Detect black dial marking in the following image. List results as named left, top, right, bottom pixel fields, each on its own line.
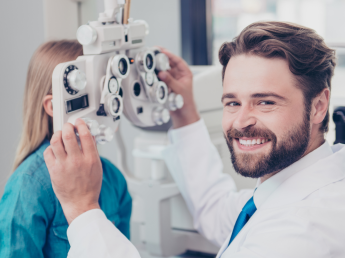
left=63, top=65, right=79, bottom=95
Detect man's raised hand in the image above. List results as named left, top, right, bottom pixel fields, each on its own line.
left=158, top=48, right=200, bottom=128
left=44, top=118, right=102, bottom=224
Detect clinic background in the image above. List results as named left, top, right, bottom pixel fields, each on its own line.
left=1, top=0, right=345, bottom=198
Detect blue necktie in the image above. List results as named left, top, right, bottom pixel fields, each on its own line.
left=228, top=196, right=257, bottom=246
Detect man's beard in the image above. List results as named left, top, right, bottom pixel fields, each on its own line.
left=225, top=113, right=310, bottom=178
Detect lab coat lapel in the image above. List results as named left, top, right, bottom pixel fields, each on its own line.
left=215, top=233, right=232, bottom=258
left=260, top=144, right=345, bottom=210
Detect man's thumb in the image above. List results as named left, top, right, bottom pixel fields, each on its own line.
left=158, top=71, right=179, bottom=92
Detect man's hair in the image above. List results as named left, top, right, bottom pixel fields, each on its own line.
left=219, top=21, right=336, bottom=133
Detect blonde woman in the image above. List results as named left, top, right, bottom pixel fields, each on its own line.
left=0, top=40, right=132, bottom=258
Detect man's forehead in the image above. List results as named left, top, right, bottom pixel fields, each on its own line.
left=223, top=54, right=296, bottom=95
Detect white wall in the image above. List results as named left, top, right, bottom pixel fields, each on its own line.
left=130, top=0, right=181, bottom=56
left=0, top=1, right=45, bottom=196
left=43, top=0, right=99, bottom=41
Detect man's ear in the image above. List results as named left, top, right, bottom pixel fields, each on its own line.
left=311, top=88, right=330, bottom=126
left=43, top=95, right=53, bottom=117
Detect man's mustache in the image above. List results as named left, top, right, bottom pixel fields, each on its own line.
left=226, top=127, right=276, bottom=142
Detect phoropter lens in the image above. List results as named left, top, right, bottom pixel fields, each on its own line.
left=118, top=58, right=128, bottom=75
left=158, top=86, right=165, bottom=100
left=112, top=97, right=120, bottom=114
left=146, top=54, right=154, bottom=70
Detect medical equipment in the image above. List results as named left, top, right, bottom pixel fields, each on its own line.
left=52, top=0, right=183, bottom=144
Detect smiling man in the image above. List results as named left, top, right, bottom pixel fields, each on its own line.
left=44, top=22, right=345, bottom=258
left=222, top=54, right=324, bottom=180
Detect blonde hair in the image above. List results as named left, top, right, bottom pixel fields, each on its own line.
left=13, top=40, right=83, bottom=170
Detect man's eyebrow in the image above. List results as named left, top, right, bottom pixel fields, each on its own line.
left=221, top=93, right=237, bottom=102
left=251, top=92, right=287, bottom=101
left=221, top=92, right=287, bottom=103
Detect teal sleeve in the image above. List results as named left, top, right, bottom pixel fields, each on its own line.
left=0, top=173, right=54, bottom=258
left=100, top=157, right=132, bottom=240
left=117, top=176, right=132, bottom=240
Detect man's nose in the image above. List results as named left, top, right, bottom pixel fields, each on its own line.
left=232, top=105, right=257, bottom=130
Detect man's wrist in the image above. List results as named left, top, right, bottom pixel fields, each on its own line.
left=62, top=203, right=101, bottom=224
left=170, top=102, right=200, bottom=129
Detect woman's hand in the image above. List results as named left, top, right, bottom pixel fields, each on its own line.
left=158, top=48, right=200, bottom=128
left=44, top=119, right=102, bottom=224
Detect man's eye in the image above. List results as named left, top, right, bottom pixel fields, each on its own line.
left=226, top=102, right=240, bottom=107
left=259, top=101, right=275, bottom=105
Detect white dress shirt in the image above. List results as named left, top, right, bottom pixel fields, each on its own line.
left=67, top=119, right=345, bottom=258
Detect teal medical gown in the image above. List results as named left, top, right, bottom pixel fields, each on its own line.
left=0, top=140, right=132, bottom=257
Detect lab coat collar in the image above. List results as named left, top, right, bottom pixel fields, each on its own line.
left=255, top=142, right=345, bottom=210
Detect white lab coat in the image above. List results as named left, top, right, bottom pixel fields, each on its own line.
left=67, top=119, right=345, bottom=258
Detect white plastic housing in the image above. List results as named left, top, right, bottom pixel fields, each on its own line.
left=80, top=21, right=146, bottom=55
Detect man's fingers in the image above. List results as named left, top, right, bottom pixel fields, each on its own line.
left=159, top=48, right=192, bottom=78
left=50, top=131, right=67, bottom=160
left=158, top=71, right=181, bottom=93
left=75, top=119, right=99, bottom=158
left=62, top=123, right=81, bottom=156
left=43, top=146, right=56, bottom=168
left=159, top=48, right=184, bottom=68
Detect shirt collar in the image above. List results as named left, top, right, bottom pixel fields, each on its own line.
left=253, top=141, right=333, bottom=209
left=35, top=139, right=51, bottom=158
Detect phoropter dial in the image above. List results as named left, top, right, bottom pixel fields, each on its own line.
left=64, top=65, right=87, bottom=95
left=166, top=92, right=184, bottom=111
left=145, top=72, right=154, bottom=86
left=149, top=81, right=168, bottom=104
left=111, top=55, right=130, bottom=79
left=77, top=25, right=97, bottom=46
left=78, top=118, right=114, bottom=145
left=136, top=50, right=156, bottom=73
left=155, top=52, right=170, bottom=71
left=108, top=76, right=119, bottom=94
left=97, top=124, right=115, bottom=144
left=105, top=94, right=123, bottom=117
left=153, top=107, right=170, bottom=125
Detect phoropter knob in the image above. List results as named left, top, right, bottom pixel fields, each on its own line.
left=155, top=53, right=170, bottom=71
left=75, top=118, right=100, bottom=147
left=96, top=125, right=114, bottom=144
left=82, top=118, right=101, bottom=136
left=166, top=92, right=184, bottom=111
left=77, top=25, right=98, bottom=46
left=153, top=107, right=170, bottom=125
left=67, top=70, right=87, bottom=91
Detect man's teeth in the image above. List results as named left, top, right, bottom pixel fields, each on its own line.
left=239, top=138, right=268, bottom=146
